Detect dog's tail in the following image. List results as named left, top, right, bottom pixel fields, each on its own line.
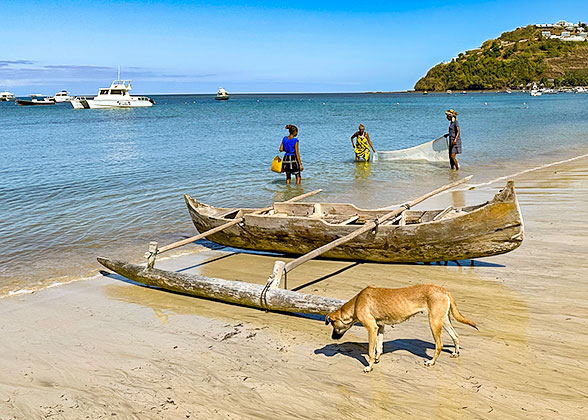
left=448, top=293, right=478, bottom=330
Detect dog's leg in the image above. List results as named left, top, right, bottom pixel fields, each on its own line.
left=364, top=321, right=378, bottom=373
left=375, top=325, right=385, bottom=363
left=443, top=317, right=460, bottom=358
left=425, top=316, right=444, bottom=367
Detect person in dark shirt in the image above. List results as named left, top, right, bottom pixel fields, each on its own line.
left=444, top=109, right=461, bottom=170
left=279, top=124, right=303, bottom=184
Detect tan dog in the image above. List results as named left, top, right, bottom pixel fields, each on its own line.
left=325, top=284, right=478, bottom=372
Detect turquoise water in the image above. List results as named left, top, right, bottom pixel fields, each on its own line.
left=1, top=92, right=588, bottom=294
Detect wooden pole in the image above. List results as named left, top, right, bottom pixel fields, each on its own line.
left=146, top=189, right=323, bottom=268
left=98, top=257, right=344, bottom=315
left=268, top=176, right=473, bottom=286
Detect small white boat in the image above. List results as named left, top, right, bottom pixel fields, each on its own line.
left=215, top=87, right=229, bottom=100
left=72, top=80, right=154, bottom=109
left=0, top=91, right=16, bottom=101
left=540, top=88, right=557, bottom=94
left=51, top=90, right=73, bottom=102
left=16, top=94, right=56, bottom=106
left=530, top=90, right=542, bottom=96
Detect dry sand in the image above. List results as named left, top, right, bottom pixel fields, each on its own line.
left=1, top=158, right=588, bottom=419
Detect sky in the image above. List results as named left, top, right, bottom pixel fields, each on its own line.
left=0, top=0, right=586, bottom=95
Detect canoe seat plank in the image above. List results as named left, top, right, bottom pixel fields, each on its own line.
left=216, top=209, right=240, bottom=219
left=339, top=215, right=359, bottom=225
left=433, top=206, right=454, bottom=221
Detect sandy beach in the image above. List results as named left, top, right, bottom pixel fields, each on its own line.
left=1, top=157, right=588, bottom=419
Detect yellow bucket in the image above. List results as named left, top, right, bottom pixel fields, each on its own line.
left=271, top=155, right=283, bottom=173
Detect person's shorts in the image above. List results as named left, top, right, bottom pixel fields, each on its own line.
left=449, top=139, right=462, bottom=154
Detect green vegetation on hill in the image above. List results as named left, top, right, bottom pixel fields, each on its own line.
left=414, top=24, right=588, bottom=91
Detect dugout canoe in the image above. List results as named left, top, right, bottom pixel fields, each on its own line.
left=185, top=180, right=524, bottom=263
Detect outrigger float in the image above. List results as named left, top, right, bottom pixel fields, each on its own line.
left=98, top=177, right=524, bottom=315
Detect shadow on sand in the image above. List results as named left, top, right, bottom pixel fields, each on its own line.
left=314, top=339, right=457, bottom=367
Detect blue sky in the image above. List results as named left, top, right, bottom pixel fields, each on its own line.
left=0, top=1, right=586, bottom=94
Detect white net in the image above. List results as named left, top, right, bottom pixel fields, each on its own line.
left=374, top=136, right=449, bottom=162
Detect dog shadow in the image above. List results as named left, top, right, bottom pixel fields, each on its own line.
left=314, top=339, right=456, bottom=366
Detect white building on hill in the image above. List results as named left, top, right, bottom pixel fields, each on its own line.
left=536, top=20, right=587, bottom=41
left=536, top=20, right=585, bottom=29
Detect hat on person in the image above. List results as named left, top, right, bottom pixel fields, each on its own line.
left=445, top=109, right=457, bottom=117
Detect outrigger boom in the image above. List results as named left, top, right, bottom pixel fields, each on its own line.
left=98, top=257, right=344, bottom=315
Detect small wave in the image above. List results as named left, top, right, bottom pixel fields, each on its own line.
left=1, top=277, right=85, bottom=300
left=381, top=151, right=588, bottom=209
left=457, top=151, right=588, bottom=191
left=0, top=245, right=211, bottom=300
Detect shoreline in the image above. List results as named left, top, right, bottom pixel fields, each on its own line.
left=1, top=155, right=587, bottom=418
left=4, top=146, right=588, bottom=299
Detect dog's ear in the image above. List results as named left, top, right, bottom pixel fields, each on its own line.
left=324, top=316, right=331, bottom=325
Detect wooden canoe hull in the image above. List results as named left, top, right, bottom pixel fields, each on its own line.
left=97, top=257, right=343, bottom=315
left=185, top=181, right=524, bottom=263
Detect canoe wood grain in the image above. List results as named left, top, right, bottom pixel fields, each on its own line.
left=184, top=180, right=523, bottom=263
left=97, top=257, right=344, bottom=315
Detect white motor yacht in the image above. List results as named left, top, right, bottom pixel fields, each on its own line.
left=530, top=90, right=542, bottom=96
left=71, top=96, right=91, bottom=109
left=215, top=87, right=229, bottom=100
left=51, top=90, right=74, bottom=102
left=0, top=91, right=16, bottom=101
left=71, top=80, right=154, bottom=109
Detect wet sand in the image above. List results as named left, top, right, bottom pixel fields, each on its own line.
left=1, top=158, right=588, bottom=419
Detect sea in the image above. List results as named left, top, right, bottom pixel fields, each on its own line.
left=1, top=92, right=588, bottom=297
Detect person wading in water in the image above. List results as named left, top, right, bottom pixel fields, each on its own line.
left=279, top=124, right=303, bottom=184
left=444, top=109, right=461, bottom=170
left=351, top=124, right=376, bottom=162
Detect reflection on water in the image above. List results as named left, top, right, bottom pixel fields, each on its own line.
left=353, top=161, right=372, bottom=180
left=103, top=141, right=139, bottom=164
left=272, top=184, right=307, bottom=203
left=451, top=190, right=466, bottom=207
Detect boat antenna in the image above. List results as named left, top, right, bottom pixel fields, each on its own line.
left=117, top=65, right=120, bottom=81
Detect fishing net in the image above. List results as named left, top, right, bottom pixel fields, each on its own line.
left=374, top=136, right=449, bottom=162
